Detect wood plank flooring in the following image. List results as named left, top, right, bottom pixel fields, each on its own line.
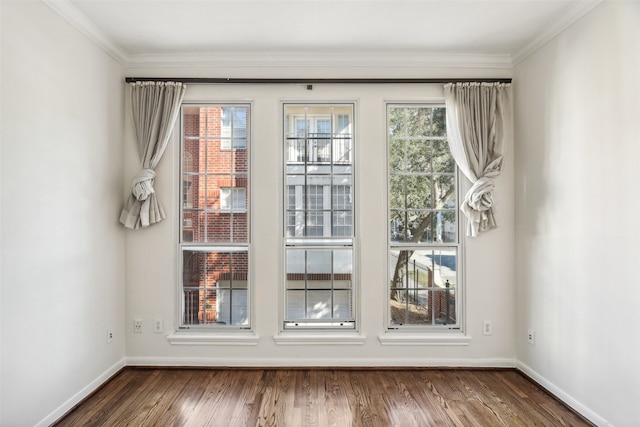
left=54, top=368, right=593, bottom=427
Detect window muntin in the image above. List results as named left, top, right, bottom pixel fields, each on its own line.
left=180, top=104, right=250, bottom=328
left=283, top=104, right=355, bottom=329
left=387, top=105, right=459, bottom=328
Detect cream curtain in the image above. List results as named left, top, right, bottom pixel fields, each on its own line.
left=120, top=81, right=186, bottom=229
left=444, top=82, right=512, bottom=237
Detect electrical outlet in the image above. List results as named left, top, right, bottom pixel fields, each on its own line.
left=482, top=320, right=492, bottom=335
left=134, top=319, right=143, bottom=333
left=153, top=318, right=163, bottom=333
left=528, top=329, right=535, bottom=346
left=106, top=330, right=114, bottom=343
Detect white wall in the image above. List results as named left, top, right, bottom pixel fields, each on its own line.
left=0, top=2, right=126, bottom=426
left=514, top=2, right=640, bottom=426
left=123, top=65, right=515, bottom=366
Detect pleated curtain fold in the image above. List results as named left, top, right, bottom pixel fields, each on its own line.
left=444, top=82, right=512, bottom=237
left=120, top=81, right=187, bottom=229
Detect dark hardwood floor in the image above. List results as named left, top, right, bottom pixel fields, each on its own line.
left=54, top=368, right=593, bottom=426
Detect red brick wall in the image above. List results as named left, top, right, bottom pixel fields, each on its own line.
left=182, top=106, right=249, bottom=324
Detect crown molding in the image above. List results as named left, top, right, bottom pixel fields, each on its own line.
left=43, top=0, right=129, bottom=66
left=41, top=0, right=511, bottom=70
left=511, top=0, right=602, bottom=66
left=43, top=0, right=602, bottom=71
left=124, top=50, right=513, bottom=69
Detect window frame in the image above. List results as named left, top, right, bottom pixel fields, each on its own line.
left=385, top=102, right=464, bottom=333
left=177, top=102, right=252, bottom=331
left=281, top=102, right=358, bottom=331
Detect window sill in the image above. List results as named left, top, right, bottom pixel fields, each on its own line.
left=167, top=332, right=259, bottom=346
left=378, top=332, right=471, bottom=346
left=274, top=332, right=366, bottom=346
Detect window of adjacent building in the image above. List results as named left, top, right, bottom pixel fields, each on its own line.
left=387, top=104, right=460, bottom=329
left=220, top=187, right=247, bottom=211
left=283, top=104, right=355, bottom=329
left=180, top=104, right=250, bottom=328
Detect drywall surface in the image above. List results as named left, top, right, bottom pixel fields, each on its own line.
left=122, top=67, right=516, bottom=366
left=0, top=2, right=125, bottom=425
left=514, top=2, right=640, bottom=426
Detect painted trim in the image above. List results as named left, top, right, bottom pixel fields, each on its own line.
left=44, top=0, right=603, bottom=70
left=511, top=0, right=602, bottom=65
left=273, top=333, right=367, bottom=346
left=126, top=356, right=516, bottom=368
left=516, top=361, right=612, bottom=427
left=378, top=333, right=471, bottom=346
left=35, top=357, right=126, bottom=427
left=166, top=332, right=260, bottom=346
left=124, top=52, right=513, bottom=69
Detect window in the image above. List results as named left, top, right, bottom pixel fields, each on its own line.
left=387, top=105, right=460, bottom=329
left=180, top=104, right=250, bottom=328
left=220, top=187, right=246, bottom=211
left=283, top=104, right=355, bottom=329
left=220, top=107, right=247, bottom=149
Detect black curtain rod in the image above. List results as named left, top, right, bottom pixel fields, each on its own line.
left=124, top=77, right=512, bottom=85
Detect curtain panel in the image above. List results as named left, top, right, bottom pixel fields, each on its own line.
left=120, top=81, right=187, bottom=229
left=444, top=82, right=512, bottom=237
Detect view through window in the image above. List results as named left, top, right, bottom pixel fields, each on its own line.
left=387, top=105, right=460, bottom=328
left=283, top=104, right=355, bottom=329
left=180, top=105, right=250, bottom=328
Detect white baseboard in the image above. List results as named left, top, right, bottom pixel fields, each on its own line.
left=126, top=356, right=516, bottom=368
left=36, top=358, right=126, bottom=427
left=516, top=361, right=612, bottom=427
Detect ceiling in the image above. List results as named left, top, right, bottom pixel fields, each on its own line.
left=46, top=0, right=602, bottom=67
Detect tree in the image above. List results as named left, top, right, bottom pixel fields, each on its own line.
left=388, top=107, right=456, bottom=303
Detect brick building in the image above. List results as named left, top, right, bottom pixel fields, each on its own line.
left=181, top=106, right=249, bottom=325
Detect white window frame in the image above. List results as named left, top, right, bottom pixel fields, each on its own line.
left=384, top=103, right=464, bottom=334
left=177, top=103, right=252, bottom=332
left=281, top=103, right=357, bottom=331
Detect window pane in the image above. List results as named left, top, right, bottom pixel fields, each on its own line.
left=389, top=249, right=457, bottom=326
left=307, top=250, right=331, bottom=274
left=307, top=290, right=332, bottom=319
left=387, top=105, right=458, bottom=329
left=181, top=250, right=249, bottom=326
left=433, top=140, right=455, bottom=173
left=232, top=145, right=248, bottom=173
left=388, top=108, right=406, bottom=138
left=405, top=176, right=432, bottom=209
left=182, top=175, right=198, bottom=209
left=286, top=290, right=306, bottom=320
left=283, top=104, right=355, bottom=328
left=432, top=108, right=447, bottom=137
left=389, top=176, right=405, bottom=210
left=406, top=139, right=432, bottom=173
left=389, top=139, right=405, bottom=171
left=285, top=248, right=354, bottom=322
left=405, top=107, right=432, bottom=138
left=406, top=210, right=437, bottom=243
left=181, top=104, right=250, bottom=328
left=333, top=290, right=352, bottom=319
left=183, top=106, right=201, bottom=138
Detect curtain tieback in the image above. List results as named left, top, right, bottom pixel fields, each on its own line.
left=131, top=169, right=156, bottom=201
left=464, top=176, right=495, bottom=212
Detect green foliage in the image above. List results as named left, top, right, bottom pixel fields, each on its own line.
left=388, top=106, right=456, bottom=244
